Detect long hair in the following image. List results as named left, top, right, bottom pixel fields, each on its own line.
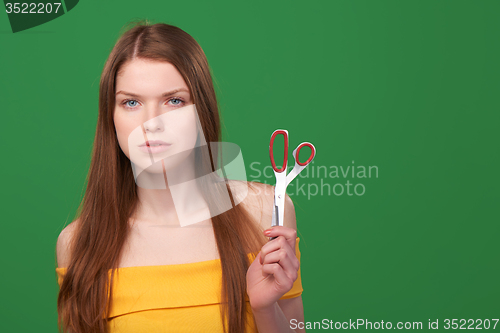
left=57, top=20, right=267, bottom=333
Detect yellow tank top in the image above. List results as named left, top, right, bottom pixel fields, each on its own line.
left=56, top=237, right=303, bottom=332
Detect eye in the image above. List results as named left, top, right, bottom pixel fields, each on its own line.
left=127, top=100, right=138, bottom=107
left=168, top=97, right=185, bottom=106
left=121, top=99, right=139, bottom=110
left=119, top=97, right=186, bottom=110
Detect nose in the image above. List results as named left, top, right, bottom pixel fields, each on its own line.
left=142, top=107, right=165, bottom=133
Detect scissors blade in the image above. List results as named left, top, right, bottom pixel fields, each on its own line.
left=270, top=194, right=282, bottom=240
left=271, top=186, right=286, bottom=228
left=271, top=200, right=279, bottom=227
left=276, top=193, right=285, bottom=227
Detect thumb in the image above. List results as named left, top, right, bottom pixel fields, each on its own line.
left=255, top=251, right=262, bottom=265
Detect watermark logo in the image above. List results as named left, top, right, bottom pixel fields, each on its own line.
left=4, top=0, right=79, bottom=33
left=124, top=104, right=249, bottom=228
left=249, top=160, right=379, bottom=199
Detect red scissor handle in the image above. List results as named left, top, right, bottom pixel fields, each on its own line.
left=295, top=142, right=316, bottom=166
left=269, top=130, right=288, bottom=173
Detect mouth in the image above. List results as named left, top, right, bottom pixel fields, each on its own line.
left=138, top=140, right=172, bottom=154
left=139, top=140, right=171, bottom=147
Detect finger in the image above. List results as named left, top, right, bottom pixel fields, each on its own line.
left=261, top=238, right=296, bottom=265
left=259, top=235, right=294, bottom=265
left=264, top=226, right=297, bottom=250
left=261, top=263, right=294, bottom=292
left=262, top=246, right=300, bottom=273
left=254, top=251, right=262, bottom=266
left=264, top=226, right=297, bottom=241
left=261, top=248, right=299, bottom=281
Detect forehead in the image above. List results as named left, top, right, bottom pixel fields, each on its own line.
left=115, top=59, right=189, bottom=96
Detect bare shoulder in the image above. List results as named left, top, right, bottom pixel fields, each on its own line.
left=227, top=180, right=297, bottom=231
left=56, top=219, right=79, bottom=268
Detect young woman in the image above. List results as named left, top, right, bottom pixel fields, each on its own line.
left=56, top=21, right=305, bottom=333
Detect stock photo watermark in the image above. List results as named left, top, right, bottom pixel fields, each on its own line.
left=289, top=318, right=499, bottom=330
left=249, top=161, right=379, bottom=199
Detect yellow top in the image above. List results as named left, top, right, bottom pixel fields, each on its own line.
left=56, top=237, right=303, bottom=332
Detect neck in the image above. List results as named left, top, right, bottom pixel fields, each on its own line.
left=131, top=150, right=211, bottom=227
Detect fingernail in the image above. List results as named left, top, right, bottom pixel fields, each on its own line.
left=264, top=229, right=271, bottom=235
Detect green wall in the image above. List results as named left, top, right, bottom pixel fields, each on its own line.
left=1, top=0, right=498, bottom=331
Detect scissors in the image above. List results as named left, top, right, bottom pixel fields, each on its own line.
left=269, top=129, right=316, bottom=240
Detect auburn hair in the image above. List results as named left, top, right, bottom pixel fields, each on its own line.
left=57, top=20, right=267, bottom=333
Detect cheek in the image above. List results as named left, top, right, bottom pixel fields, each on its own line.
left=183, top=113, right=200, bottom=147
left=171, top=110, right=200, bottom=148
left=114, top=116, right=135, bottom=156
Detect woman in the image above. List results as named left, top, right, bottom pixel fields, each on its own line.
left=56, top=20, right=305, bottom=333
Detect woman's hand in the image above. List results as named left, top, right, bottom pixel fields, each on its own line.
left=246, top=226, right=300, bottom=312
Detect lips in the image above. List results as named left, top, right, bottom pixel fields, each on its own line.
left=138, top=140, right=172, bottom=154
left=138, top=140, right=171, bottom=147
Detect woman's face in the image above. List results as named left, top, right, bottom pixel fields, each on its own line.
left=113, top=58, right=200, bottom=176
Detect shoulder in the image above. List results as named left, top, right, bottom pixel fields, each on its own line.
left=227, top=180, right=297, bottom=231
left=56, top=219, right=79, bottom=268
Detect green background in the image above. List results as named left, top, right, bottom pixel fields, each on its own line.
left=1, top=0, right=499, bottom=331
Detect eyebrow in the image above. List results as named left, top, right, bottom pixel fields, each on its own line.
left=115, top=88, right=190, bottom=98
